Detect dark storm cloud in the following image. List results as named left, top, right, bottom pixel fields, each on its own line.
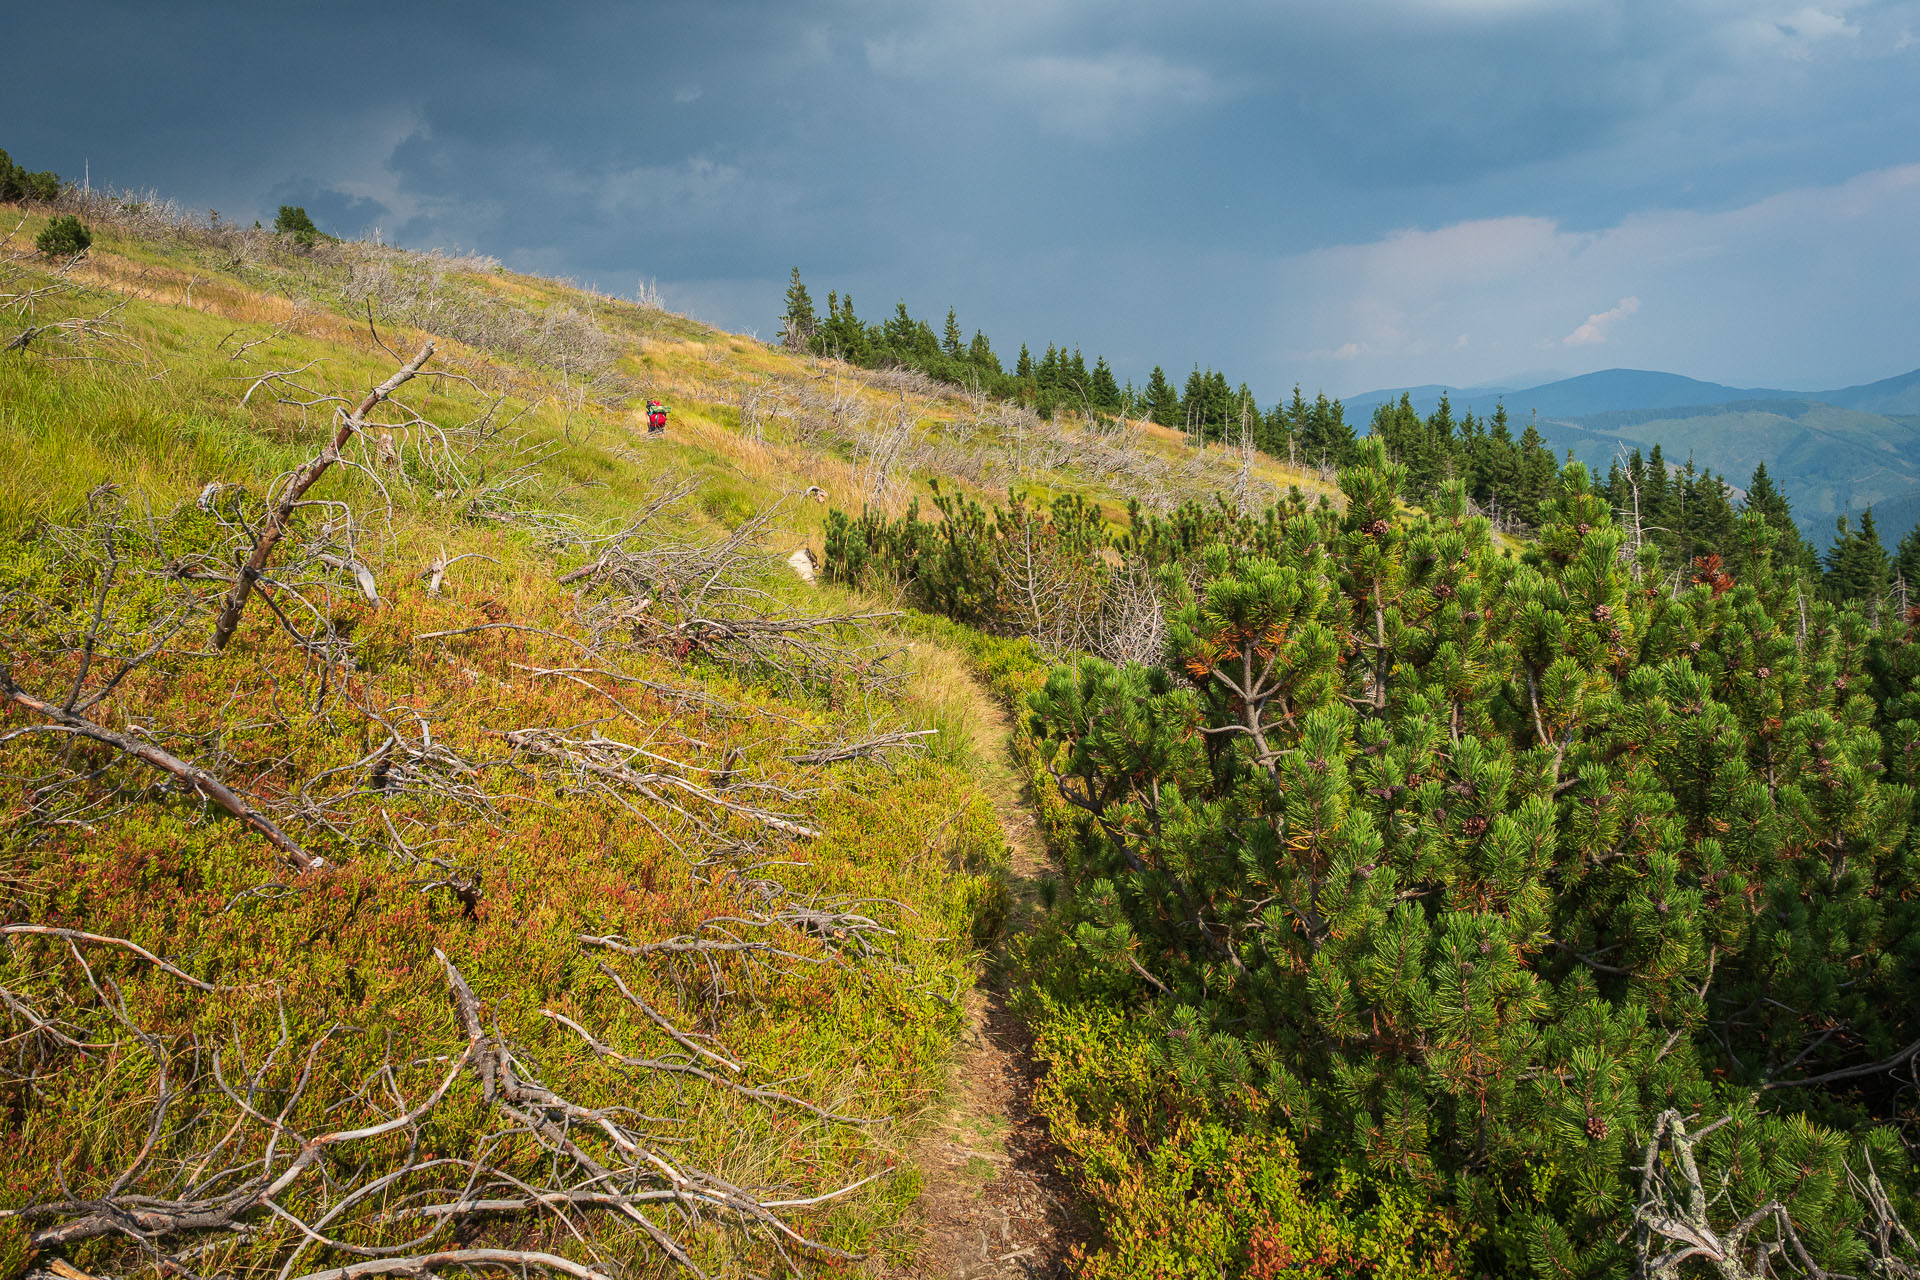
left=9, top=0, right=1919, bottom=394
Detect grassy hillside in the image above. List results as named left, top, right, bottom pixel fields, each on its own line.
left=0, top=194, right=1338, bottom=1279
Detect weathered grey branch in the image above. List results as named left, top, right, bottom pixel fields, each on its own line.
left=0, top=676, right=322, bottom=873
left=289, top=1250, right=613, bottom=1280
left=211, top=342, right=434, bottom=650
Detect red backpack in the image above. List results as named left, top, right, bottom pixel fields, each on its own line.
left=646, top=401, right=667, bottom=431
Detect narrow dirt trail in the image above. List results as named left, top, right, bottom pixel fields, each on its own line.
left=878, top=677, right=1086, bottom=1278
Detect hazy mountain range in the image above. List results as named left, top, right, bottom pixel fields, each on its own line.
left=1342, top=368, right=1920, bottom=543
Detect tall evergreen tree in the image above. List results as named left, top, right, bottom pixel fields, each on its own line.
left=779, top=267, right=817, bottom=351
left=1301, top=392, right=1356, bottom=470
left=1895, top=523, right=1920, bottom=600
left=1090, top=356, right=1122, bottom=413
left=1038, top=343, right=1064, bottom=397
left=1825, top=509, right=1892, bottom=609
left=1182, top=365, right=1209, bottom=437
left=967, top=329, right=1000, bottom=376
left=1065, top=347, right=1092, bottom=406
left=882, top=299, right=918, bottom=354
left=1737, top=462, right=1817, bottom=579
left=942, top=306, right=964, bottom=358
left=1678, top=463, right=1737, bottom=567
left=1145, top=366, right=1179, bottom=426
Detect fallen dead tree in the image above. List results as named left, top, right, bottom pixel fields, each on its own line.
left=503, top=726, right=820, bottom=841
left=0, top=489, right=321, bottom=870
left=0, top=928, right=884, bottom=1278
left=0, top=676, right=320, bottom=872
left=783, top=727, right=935, bottom=766
left=554, top=485, right=907, bottom=697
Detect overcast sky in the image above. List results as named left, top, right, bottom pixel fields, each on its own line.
left=11, top=0, right=1919, bottom=400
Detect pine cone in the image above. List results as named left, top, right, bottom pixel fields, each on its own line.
left=1587, top=1115, right=1609, bottom=1141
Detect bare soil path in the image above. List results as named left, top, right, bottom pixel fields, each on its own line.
left=877, top=675, right=1086, bottom=1278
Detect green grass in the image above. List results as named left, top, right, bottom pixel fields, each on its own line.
left=0, top=203, right=1036, bottom=1277
left=0, top=193, right=1358, bottom=1278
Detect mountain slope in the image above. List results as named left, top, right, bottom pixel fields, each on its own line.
left=1816, top=367, right=1920, bottom=416
left=1342, top=368, right=1798, bottom=421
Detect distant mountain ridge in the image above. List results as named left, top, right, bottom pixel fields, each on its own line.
left=1814, top=368, right=1920, bottom=417
left=1342, top=368, right=1811, bottom=422
left=1339, top=366, right=1920, bottom=543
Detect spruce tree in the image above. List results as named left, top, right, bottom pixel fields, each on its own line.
left=1678, top=464, right=1736, bottom=567
left=1038, top=343, right=1063, bottom=394
left=780, top=267, right=817, bottom=351
left=942, top=306, right=964, bottom=358
left=882, top=299, right=917, bottom=354
left=1182, top=365, right=1208, bottom=438
left=1895, top=523, right=1920, bottom=599
left=1825, top=508, right=1892, bottom=610
left=1514, top=419, right=1556, bottom=528
left=1303, top=392, right=1356, bottom=470
left=1090, top=356, right=1121, bottom=413
left=967, top=329, right=1000, bottom=376
left=1145, top=366, right=1179, bottom=426
left=1736, top=462, right=1817, bottom=580
left=1064, top=347, right=1092, bottom=407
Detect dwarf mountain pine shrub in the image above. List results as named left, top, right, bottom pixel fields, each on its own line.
left=33, top=214, right=91, bottom=257
left=900, top=439, right=1920, bottom=1276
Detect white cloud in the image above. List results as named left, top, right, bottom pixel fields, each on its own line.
left=1259, top=162, right=1920, bottom=393
left=1733, top=4, right=1864, bottom=58
left=1307, top=341, right=1364, bottom=361
left=1563, top=296, right=1641, bottom=346
left=1778, top=6, right=1862, bottom=40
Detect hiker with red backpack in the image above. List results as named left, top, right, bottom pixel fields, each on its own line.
left=646, top=400, right=668, bottom=435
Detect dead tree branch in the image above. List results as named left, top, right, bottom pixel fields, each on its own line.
left=782, top=728, right=936, bottom=766
left=211, top=342, right=434, bottom=650
left=0, top=674, right=322, bottom=872
left=504, top=727, right=819, bottom=840
left=288, top=1250, right=614, bottom=1280
left=1630, top=1109, right=1914, bottom=1280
